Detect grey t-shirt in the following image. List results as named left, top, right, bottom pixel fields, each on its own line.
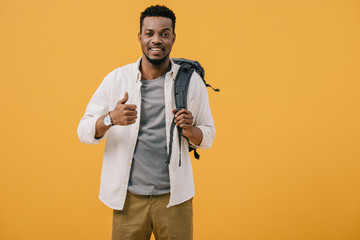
left=128, top=75, right=170, bottom=195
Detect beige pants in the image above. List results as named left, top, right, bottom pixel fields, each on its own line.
left=112, top=191, right=193, bottom=240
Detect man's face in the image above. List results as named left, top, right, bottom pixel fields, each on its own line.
left=138, top=17, right=176, bottom=66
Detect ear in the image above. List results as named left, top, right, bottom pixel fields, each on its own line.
left=172, top=32, right=176, bottom=44
left=138, top=32, right=141, bottom=42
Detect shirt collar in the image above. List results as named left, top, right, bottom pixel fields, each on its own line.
left=135, top=57, right=178, bottom=82
left=135, top=57, right=142, bottom=82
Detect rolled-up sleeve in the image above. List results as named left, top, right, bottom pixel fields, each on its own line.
left=190, top=74, right=216, bottom=149
left=77, top=72, right=113, bottom=144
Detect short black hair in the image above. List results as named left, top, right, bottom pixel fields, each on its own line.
left=140, top=5, right=176, bottom=33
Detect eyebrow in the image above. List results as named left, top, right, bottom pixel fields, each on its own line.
left=144, top=28, right=171, bottom=32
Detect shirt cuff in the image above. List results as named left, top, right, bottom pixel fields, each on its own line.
left=188, top=140, right=199, bottom=149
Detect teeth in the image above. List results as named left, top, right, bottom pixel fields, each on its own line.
left=150, top=48, right=163, bottom=51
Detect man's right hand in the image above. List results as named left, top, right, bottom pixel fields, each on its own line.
left=110, top=92, right=137, bottom=126
left=95, top=92, right=137, bottom=139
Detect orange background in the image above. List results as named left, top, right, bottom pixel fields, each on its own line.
left=1, top=0, right=360, bottom=239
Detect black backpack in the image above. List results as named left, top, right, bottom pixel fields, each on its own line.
left=167, top=58, right=219, bottom=166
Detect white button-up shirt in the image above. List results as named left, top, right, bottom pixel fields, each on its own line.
left=77, top=58, right=215, bottom=210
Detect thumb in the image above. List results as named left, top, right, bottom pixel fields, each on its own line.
left=119, top=92, right=129, bottom=104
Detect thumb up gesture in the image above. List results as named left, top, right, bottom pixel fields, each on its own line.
left=110, top=92, right=138, bottom=125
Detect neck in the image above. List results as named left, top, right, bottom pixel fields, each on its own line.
left=140, top=56, right=170, bottom=80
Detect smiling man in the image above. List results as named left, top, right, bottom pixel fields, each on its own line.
left=77, top=5, right=215, bottom=240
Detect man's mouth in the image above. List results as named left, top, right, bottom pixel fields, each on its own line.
left=149, top=46, right=164, bottom=52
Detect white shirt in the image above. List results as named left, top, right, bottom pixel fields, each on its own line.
left=77, top=58, right=216, bottom=210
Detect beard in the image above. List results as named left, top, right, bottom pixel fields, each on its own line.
left=143, top=51, right=170, bottom=66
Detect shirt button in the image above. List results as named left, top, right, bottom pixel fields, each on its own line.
left=128, top=162, right=131, bottom=167
left=123, top=180, right=127, bottom=184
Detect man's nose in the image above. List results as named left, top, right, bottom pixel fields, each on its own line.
left=152, top=34, right=162, bottom=44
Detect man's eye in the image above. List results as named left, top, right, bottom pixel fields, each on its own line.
left=162, top=33, right=169, bottom=37
left=145, top=33, right=152, bottom=36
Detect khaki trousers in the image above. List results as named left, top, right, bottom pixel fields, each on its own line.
left=112, top=191, right=193, bottom=240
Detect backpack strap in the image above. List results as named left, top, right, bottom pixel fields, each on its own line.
left=167, top=64, right=194, bottom=167
left=172, top=58, right=220, bottom=92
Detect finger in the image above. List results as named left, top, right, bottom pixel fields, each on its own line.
left=175, top=115, right=192, bottom=123
left=124, top=104, right=137, bottom=110
left=125, top=116, right=137, bottom=121
left=180, top=123, right=192, bottom=129
left=175, top=109, right=191, bottom=117
left=124, top=110, right=137, bottom=116
left=118, top=92, right=129, bottom=104
left=172, top=109, right=177, bottom=114
left=175, top=108, right=186, bottom=115
left=176, top=118, right=193, bottom=126
left=179, top=114, right=193, bottom=120
left=115, top=116, right=137, bottom=125
left=127, top=119, right=136, bottom=125
left=175, top=113, right=193, bottom=121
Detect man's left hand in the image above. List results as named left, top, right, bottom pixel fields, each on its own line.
left=173, top=108, right=193, bottom=131
left=172, top=108, right=203, bottom=145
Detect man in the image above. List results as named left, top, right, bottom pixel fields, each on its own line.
left=77, top=5, right=215, bottom=240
